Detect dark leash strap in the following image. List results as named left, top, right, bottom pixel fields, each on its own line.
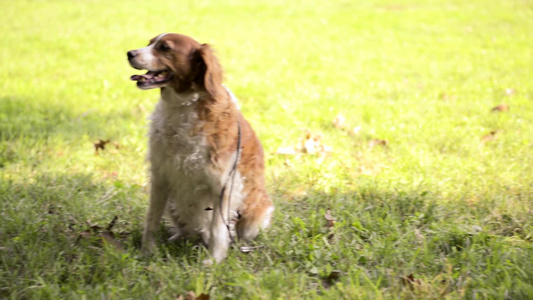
left=218, top=119, right=241, bottom=242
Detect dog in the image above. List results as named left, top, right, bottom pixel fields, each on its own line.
left=127, top=33, right=273, bottom=263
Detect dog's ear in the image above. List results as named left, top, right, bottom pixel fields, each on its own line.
left=196, top=43, right=223, bottom=98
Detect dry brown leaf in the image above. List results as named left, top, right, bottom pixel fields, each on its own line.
left=482, top=130, right=500, bottom=143
left=94, top=139, right=110, bottom=154
left=184, top=291, right=196, bottom=300
left=321, top=270, right=341, bottom=289
left=302, top=133, right=319, bottom=154
left=178, top=291, right=209, bottom=300
left=491, top=104, right=509, bottom=112
left=333, top=113, right=346, bottom=129
left=74, top=216, right=125, bottom=250
left=303, top=138, right=316, bottom=154
left=401, top=274, right=422, bottom=290
left=302, top=132, right=325, bottom=154
left=324, top=209, right=336, bottom=228
left=277, top=131, right=331, bottom=157
left=368, top=139, right=388, bottom=149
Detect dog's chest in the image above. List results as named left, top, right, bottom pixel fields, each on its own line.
left=148, top=100, right=217, bottom=238
left=149, top=102, right=210, bottom=181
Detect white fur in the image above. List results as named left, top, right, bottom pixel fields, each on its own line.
left=262, top=206, right=275, bottom=228
left=142, top=87, right=243, bottom=263
left=223, top=85, right=240, bottom=110
left=134, top=33, right=168, bottom=71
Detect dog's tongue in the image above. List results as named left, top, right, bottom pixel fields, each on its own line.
left=130, top=75, right=144, bottom=81
left=130, top=71, right=156, bottom=81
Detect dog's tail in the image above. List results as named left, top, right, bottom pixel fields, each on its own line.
left=236, top=191, right=274, bottom=241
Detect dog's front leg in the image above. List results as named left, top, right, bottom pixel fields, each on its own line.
left=204, top=200, right=231, bottom=264
left=142, top=177, right=168, bottom=255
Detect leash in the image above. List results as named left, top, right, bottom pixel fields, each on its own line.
left=218, top=119, right=241, bottom=242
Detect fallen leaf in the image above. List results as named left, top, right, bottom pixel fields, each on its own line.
left=401, top=274, right=421, bottom=290
left=94, top=139, right=110, bottom=154
left=196, top=294, right=210, bottom=300
left=368, top=139, right=388, bottom=149
left=491, top=104, right=509, bottom=112
left=303, top=136, right=317, bottom=154
left=179, top=291, right=209, bottom=300
left=74, top=217, right=125, bottom=250
left=481, top=130, right=500, bottom=143
left=185, top=291, right=196, bottom=300
left=333, top=113, right=346, bottom=129
left=277, top=131, right=331, bottom=158
left=324, top=209, right=336, bottom=228
left=302, top=132, right=325, bottom=154
left=321, top=270, right=341, bottom=289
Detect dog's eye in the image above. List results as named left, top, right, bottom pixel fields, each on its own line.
left=159, top=43, right=170, bottom=51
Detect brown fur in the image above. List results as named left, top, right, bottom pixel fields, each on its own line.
left=128, top=33, right=273, bottom=263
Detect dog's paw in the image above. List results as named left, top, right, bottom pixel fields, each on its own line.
left=141, top=234, right=156, bottom=256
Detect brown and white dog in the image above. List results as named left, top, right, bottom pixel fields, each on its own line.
left=127, top=33, right=273, bottom=263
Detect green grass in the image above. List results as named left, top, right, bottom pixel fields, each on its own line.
left=1, top=0, right=533, bottom=298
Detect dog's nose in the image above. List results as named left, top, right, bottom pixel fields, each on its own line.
left=127, top=50, right=136, bottom=60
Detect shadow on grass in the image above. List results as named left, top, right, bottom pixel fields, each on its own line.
left=268, top=184, right=533, bottom=298
left=0, top=170, right=205, bottom=262
left=1, top=170, right=532, bottom=298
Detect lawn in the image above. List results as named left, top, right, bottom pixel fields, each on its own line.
left=1, top=0, right=532, bottom=298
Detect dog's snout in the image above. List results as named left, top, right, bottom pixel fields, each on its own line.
left=127, top=50, right=137, bottom=60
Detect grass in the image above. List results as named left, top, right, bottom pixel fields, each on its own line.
left=1, top=0, right=533, bottom=298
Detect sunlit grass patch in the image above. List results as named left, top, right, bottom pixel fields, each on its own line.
left=1, top=0, right=533, bottom=298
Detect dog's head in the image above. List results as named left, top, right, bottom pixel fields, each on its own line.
left=127, top=33, right=223, bottom=97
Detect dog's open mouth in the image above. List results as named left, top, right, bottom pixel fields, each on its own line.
left=130, top=70, right=173, bottom=89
